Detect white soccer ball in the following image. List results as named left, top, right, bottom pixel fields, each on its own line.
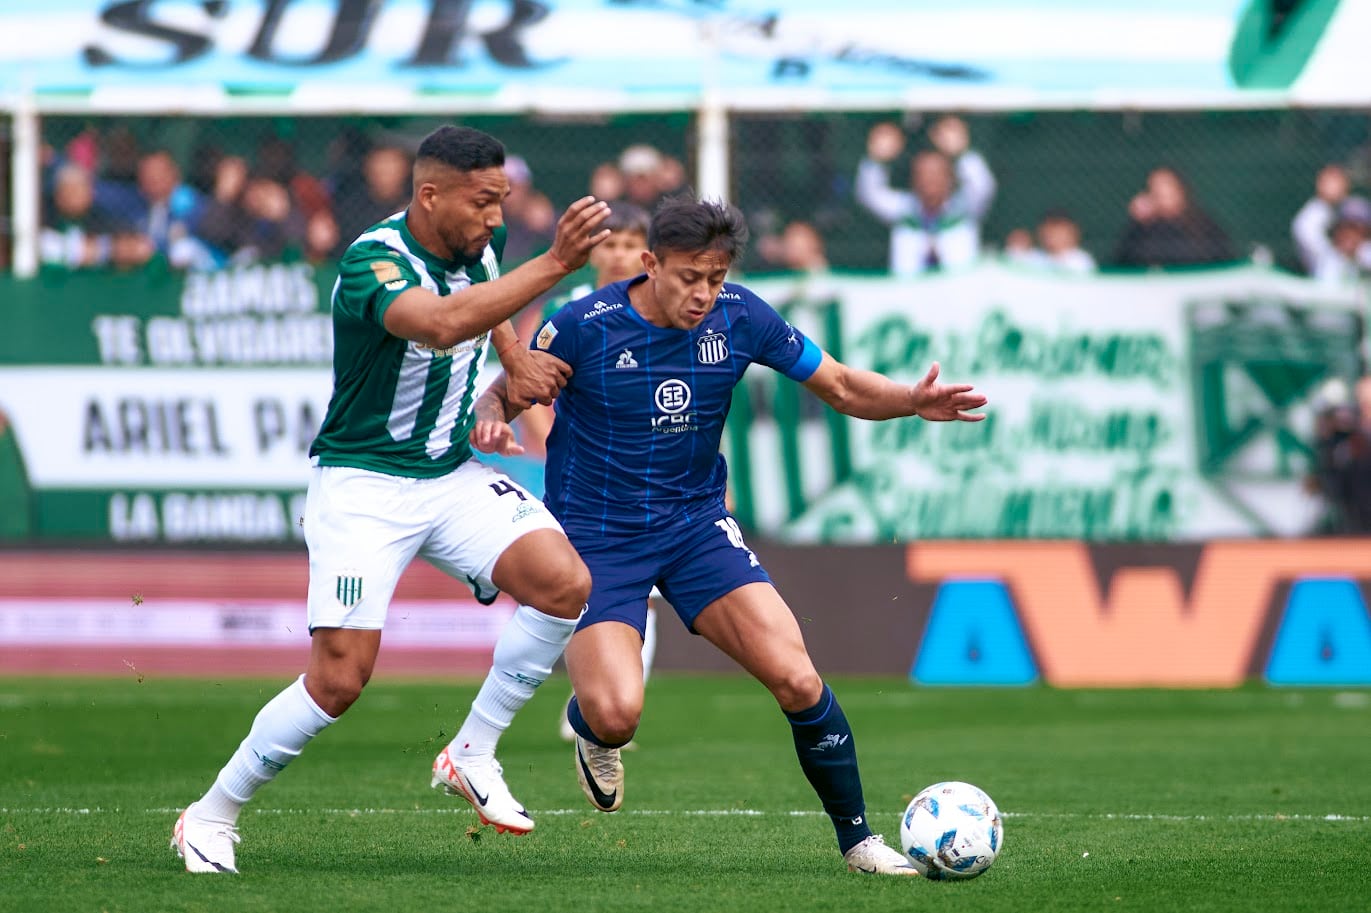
left=899, top=781, right=1003, bottom=880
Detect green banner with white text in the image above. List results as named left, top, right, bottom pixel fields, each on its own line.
left=0, top=263, right=335, bottom=542
left=0, top=262, right=1367, bottom=543
left=731, top=265, right=1367, bottom=542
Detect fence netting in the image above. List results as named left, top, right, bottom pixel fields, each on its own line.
left=22, top=108, right=1371, bottom=282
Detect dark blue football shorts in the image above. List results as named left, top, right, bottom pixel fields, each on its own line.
left=567, top=513, right=772, bottom=637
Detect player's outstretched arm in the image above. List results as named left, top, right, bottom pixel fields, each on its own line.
left=801, top=354, right=987, bottom=422
left=382, top=197, right=612, bottom=349
left=470, top=375, right=526, bottom=456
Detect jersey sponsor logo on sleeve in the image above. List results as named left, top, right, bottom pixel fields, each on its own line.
left=369, top=260, right=403, bottom=284
left=536, top=321, right=558, bottom=350
left=384, top=279, right=408, bottom=291
left=717, top=290, right=743, bottom=301
left=696, top=331, right=729, bottom=365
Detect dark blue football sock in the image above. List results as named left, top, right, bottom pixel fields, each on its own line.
left=785, top=683, right=872, bottom=855
left=566, top=695, right=632, bottom=749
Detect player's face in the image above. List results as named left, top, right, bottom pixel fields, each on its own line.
left=589, top=230, right=648, bottom=285
left=644, top=248, right=731, bottom=330
left=425, top=166, right=509, bottom=260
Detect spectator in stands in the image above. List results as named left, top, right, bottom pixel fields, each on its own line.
left=187, top=142, right=225, bottom=198
left=90, top=126, right=143, bottom=218
left=1003, top=210, right=1097, bottom=274
left=756, top=219, right=831, bottom=275
left=303, top=209, right=341, bottom=266
left=332, top=142, right=412, bottom=250
left=1310, top=375, right=1371, bottom=534
left=108, top=228, right=158, bottom=271
left=854, top=116, right=997, bottom=276
left=198, top=155, right=250, bottom=263
left=500, top=154, right=556, bottom=267
left=256, top=136, right=331, bottom=222
left=589, top=161, right=627, bottom=204
left=121, top=149, right=215, bottom=270
left=656, top=153, right=689, bottom=200
left=40, top=164, right=118, bottom=270
left=619, top=144, right=686, bottom=211
left=202, top=154, right=310, bottom=265
left=1291, top=164, right=1371, bottom=283
left=1114, top=166, right=1235, bottom=268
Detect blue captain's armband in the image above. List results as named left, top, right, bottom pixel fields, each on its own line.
left=782, top=337, right=823, bottom=382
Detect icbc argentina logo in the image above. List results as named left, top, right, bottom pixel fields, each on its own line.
left=652, top=378, right=697, bottom=434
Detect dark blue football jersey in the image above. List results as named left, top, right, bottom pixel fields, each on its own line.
left=537, top=276, right=823, bottom=536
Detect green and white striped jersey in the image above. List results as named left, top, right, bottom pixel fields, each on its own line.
left=310, top=213, right=505, bottom=478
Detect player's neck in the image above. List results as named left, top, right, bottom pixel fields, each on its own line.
left=627, top=278, right=669, bottom=328
left=403, top=208, right=457, bottom=263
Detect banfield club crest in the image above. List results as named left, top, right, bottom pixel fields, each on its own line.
left=696, top=330, right=729, bottom=365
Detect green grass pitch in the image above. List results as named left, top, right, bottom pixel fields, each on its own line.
left=1, top=676, right=1368, bottom=912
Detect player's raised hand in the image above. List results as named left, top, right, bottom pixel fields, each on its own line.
left=470, top=418, right=525, bottom=456
left=546, top=196, right=613, bottom=273
left=910, top=361, right=987, bottom=422
left=504, top=349, right=572, bottom=407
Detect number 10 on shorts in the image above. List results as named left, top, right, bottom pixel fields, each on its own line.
left=714, top=517, right=760, bottom=568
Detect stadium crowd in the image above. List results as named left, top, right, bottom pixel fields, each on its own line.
left=30, top=118, right=1371, bottom=285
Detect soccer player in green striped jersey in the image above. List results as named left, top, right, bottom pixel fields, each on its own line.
left=173, top=125, right=611, bottom=873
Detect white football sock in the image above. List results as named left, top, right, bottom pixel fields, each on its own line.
left=195, top=674, right=336, bottom=823
left=450, top=604, right=579, bottom=758
left=641, top=606, right=658, bottom=684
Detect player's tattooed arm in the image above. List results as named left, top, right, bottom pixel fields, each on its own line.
left=490, top=321, right=571, bottom=406
left=470, top=375, right=526, bottom=456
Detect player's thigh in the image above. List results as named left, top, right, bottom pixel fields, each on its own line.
left=565, top=621, right=647, bottom=716
left=657, top=514, right=772, bottom=635
left=489, top=528, right=589, bottom=615
left=420, top=459, right=572, bottom=603
left=304, top=466, right=427, bottom=631
left=570, top=529, right=663, bottom=641
left=692, top=581, right=819, bottom=701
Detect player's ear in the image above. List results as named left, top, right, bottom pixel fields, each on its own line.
left=414, top=181, right=438, bottom=212
left=641, top=250, right=658, bottom=277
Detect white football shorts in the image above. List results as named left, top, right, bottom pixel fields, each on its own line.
left=303, top=460, right=564, bottom=630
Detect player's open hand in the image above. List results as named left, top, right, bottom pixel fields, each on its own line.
left=911, top=362, right=987, bottom=422
left=547, top=196, right=613, bottom=273
left=504, top=349, right=572, bottom=406
left=470, top=419, right=524, bottom=456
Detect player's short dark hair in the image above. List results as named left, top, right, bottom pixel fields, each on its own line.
left=416, top=125, right=505, bottom=173
left=649, top=196, right=748, bottom=262
left=604, top=203, right=651, bottom=238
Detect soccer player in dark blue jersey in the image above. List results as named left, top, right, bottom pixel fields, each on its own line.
left=472, top=196, right=986, bottom=875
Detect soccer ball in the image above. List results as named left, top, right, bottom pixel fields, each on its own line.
left=899, top=781, right=1003, bottom=880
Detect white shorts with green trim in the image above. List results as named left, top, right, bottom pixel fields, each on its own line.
left=304, top=460, right=563, bottom=631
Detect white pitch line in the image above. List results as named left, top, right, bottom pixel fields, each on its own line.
left=2, top=808, right=1368, bottom=822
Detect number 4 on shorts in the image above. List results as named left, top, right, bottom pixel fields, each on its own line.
left=488, top=480, right=528, bottom=501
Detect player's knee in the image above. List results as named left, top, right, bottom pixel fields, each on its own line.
left=582, top=694, right=642, bottom=745
left=770, top=669, right=824, bottom=713
left=540, top=556, right=591, bottom=619
left=307, top=667, right=369, bottom=717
